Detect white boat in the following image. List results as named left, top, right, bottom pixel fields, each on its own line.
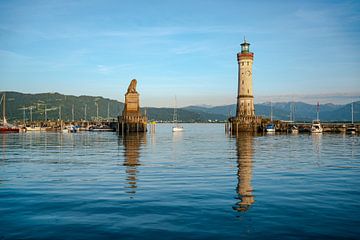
left=62, top=125, right=77, bottom=133
left=311, top=120, right=323, bottom=133
left=172, top=96, right=183, bottom=132
left=265, top=101, right=276, bottom=132
left=346, top=124, right=356, bottom=134
left=346, top=102, right=356, bottom=134
left=265, top=123, right=275, bottom=133
left=0, top=93, right=20, bottom=133
left=291, top=125, right=299, bottom=133
left=88, top=124, right=114, bottom=132
left=172, top=126, right=184, bottom=132
left=311, top=102, right=323, bottom=133
left=26, top=126, right=43, bottom=131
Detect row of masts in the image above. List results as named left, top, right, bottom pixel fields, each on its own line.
left=14, top=100, right=114, bottom=124
left=268, top=101, right=355, bottom=124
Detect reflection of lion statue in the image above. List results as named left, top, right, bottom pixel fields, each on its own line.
left=127, top=79, right=137, bottom=93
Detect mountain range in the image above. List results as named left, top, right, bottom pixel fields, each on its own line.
left=1, top=91, right=358, bottom=122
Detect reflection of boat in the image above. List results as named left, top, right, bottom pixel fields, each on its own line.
left=89, top=124, right=114, bottom=132
left=266, top=123, right=275, bottom=133
left=311, top=120, right=323, bottom=133
left=0, top=93, right=19, bottom=133
left=290, top=125, right=299, bottom=133
left=172, top=96, right=183, bottom=132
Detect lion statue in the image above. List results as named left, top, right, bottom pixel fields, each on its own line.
left=127, top=79, right=137, bottom=93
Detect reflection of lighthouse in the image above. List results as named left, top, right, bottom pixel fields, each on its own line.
left=121, top=133, right=146, bottom=195
left=233, top=133, right=255, bottom=212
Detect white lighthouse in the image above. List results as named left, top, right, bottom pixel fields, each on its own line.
left=236, top=39, right=255, bottom=117
left=229, top=38, right=260, bottom=133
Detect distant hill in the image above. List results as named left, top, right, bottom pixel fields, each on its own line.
left=1, top=91, right=359, bottom=122
left=1, top=91, right=124, bottom=122
left=145, top=107, right=226, bottom=122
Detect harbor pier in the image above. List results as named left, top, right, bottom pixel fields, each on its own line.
left=258, top=121, right=360, bottom=133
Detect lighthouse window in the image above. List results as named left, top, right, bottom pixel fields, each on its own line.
left=242, top=81, right=244, bottom=84
left=241, top=62, right=244, bottom=66
left=247, top=62, right=249, bottom=66
left=247, top=89, right=249, bottom=93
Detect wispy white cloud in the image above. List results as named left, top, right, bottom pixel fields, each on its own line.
left=96, top=64, right=133, bottom=75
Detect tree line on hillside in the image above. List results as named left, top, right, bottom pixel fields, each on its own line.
left=1, top=91, right=359, bottom=123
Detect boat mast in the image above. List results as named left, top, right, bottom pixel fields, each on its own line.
left=293, top=103, right=296, bottom=122
left=351, top=101, right=354, bottom=124
left=316, top=102, right=320, bottom=121
left=23, top=105, right=26, bottom=124
left=59, top=105, right=62, bottom=121
left=95, top=102, right=99, bottom=121
left=84, top=104, right=87, bottom=121
left=270, top=101, right=273, bottom=122
left=107, top=102, right=110, bottom=121
left=1, top=93, right=5, bottom=124
left=173, top=96, right=178, bottom=126
left=72, top=104, right=74, bottom=122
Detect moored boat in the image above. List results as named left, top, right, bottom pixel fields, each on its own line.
left=290, top=125, right=299, bottom=133
left=346, top=102, right=356, bottom=134
left=89, top=124, right=114, bottom=132
left=311, top=120, right=323, bottom=133
left=62, top=125, right=77, bottom=133
left=172, top=96, right=184, bottom=132
left=26, top=126, right=43, bottom=131
left=0, top=126, right=20, bottom=133
left=346, top=124, right=356, bottom=134
left=266, top=123, right=275, bottom=133
left=311, top=102, right=323, bottom=133
left=172, top=126, right=184, bottom=132
left=0, top=93, right=19, bottom=133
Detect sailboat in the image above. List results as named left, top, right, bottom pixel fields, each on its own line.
left=346, top=101, right=356, bottom=134
left=311, top=102, right=323, bottom=133
left=266, top=101, right=275, bottom=133
left=290, top=101, right=298, bottom=133
left=0, top=93, right=20, bottom=133
left=172, top=96, right=183, bottom=132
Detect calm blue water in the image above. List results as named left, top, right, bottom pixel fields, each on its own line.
left=1, top=124, right=360, bottom=239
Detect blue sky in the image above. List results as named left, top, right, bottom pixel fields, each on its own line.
left=1, top=0, right=359, bottom=107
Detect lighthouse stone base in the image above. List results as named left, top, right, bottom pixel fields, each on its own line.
left=229, top=116, right=262, bottom=133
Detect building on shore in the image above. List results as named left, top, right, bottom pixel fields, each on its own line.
left=229, top=39, right=261, bottom=132
left=117, top=79, right=147, bottom=133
